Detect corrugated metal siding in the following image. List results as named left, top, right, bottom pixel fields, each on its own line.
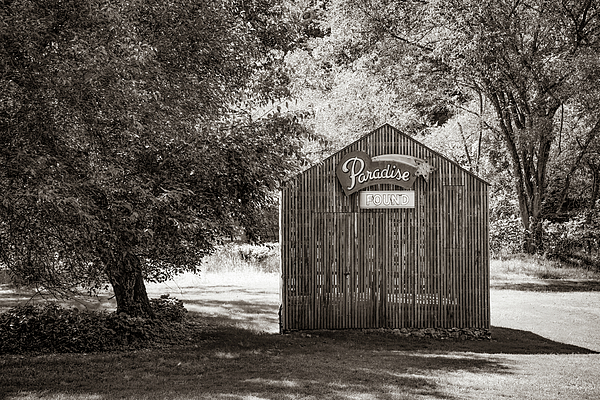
left=280, top=124, right=490, bottom=330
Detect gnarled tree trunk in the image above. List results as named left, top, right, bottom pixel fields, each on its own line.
left=106, top=251, right=154, bottom=318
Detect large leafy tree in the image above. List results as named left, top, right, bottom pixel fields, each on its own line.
left=0, top=0, right=309, bottom=316
left=307, top=0, right=600, bottom=252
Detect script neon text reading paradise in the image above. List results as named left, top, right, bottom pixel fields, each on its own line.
left=335, top=151, right=417, bottom=195
left=342, top=157, right=411, bottom=190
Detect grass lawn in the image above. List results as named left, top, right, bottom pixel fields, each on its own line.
left=1, top=258, right=599, bottom=400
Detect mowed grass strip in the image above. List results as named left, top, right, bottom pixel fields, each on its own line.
left=1, top=318, right=599, bottom=400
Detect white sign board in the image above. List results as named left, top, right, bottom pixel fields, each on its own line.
left=359, top=191, right=415, bottom=209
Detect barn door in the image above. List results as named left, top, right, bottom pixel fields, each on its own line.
left=313, top=211, right=402, bottom=329
left=295, top=209, right=416, bottom=330
left=363, top=210, right=415, bottom=329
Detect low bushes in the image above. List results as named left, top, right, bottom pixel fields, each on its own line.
left=150, top=294, right=187, bottom=322
left=543, top=212, right=600, bottom=269
left=490, top=210, right=599, bottom=270
left=236, top=243, right=278, bottom=264
left=0, top=295, right=190, bottom=354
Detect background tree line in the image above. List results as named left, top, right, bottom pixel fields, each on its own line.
left=284, top=0, right=600, bottom=262
left=1, top=0, right=599, bottom=317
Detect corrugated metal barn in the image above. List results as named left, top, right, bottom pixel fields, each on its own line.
left=280, top=124, right=490, bottom=331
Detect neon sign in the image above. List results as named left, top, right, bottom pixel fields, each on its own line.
left=335, top=151, right=435, bottom=196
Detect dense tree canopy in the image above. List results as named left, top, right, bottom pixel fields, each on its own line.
left=0, top=0, right=312, bottom=316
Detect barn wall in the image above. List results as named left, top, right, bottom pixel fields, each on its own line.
left=280, top=125, right=489, bottom=331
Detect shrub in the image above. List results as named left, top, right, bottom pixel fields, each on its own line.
left=202, top=242, right=280, bottom=273
left=543, top=211, right=600, bottom=268
left=150, top=294, right=187, bottom=322
left=237, top=243, right=276, bottom=263
left=0, top=296, right=189, bottom=354
left=0, top=304, right=118, bottom=354
left=236, top=243, right=280, bottom=272
left=489, top=215, right=524, bottom=257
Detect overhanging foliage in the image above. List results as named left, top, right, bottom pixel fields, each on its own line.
left=0, top=0, right=313, bottom=315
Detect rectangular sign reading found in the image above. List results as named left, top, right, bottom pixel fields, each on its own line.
left=359, top=191, right=415, bottom=209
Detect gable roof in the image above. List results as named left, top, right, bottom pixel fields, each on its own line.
left=292, top=123, right=489, bottom=187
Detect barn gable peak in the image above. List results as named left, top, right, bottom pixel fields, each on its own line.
left=292, top=124, right=489, bottom=187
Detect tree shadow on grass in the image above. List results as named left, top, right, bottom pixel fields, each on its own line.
left=183, top=298, right=279, bottom=314
left=491, top=279, right=600, bottom=292
left=1, top=289, right=598, bottom=399
left=186, top=310, right=598, bottom=357
left=472, top=326, right=596, bottom=354
left=181, top=294, right=599, bottom=355
left=281, top=326, right=597, bottom=355
left=0, top=321, right=513, bottom=400
left=0, top=352, right=497, bottom=400
left=0, top=284, right=115, bottom=313
left=181, top=298, right=280, bottom=333
left=3, top=319, right=594, bottom=400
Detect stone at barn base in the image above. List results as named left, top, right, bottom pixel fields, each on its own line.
left=283, top=327, right=492, bottom=341
left=381, top=327, right=492, bottom=340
